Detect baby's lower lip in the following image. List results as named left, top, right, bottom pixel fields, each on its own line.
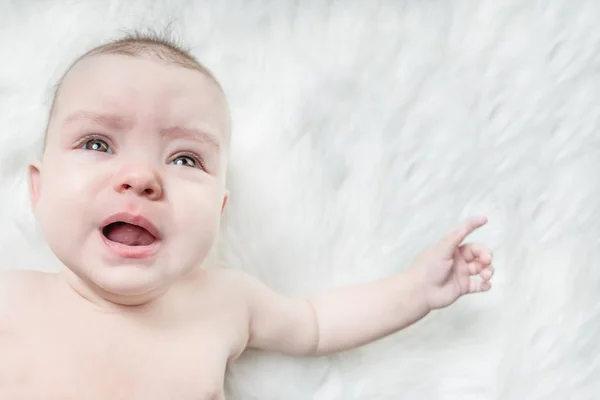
left=99, top=231, right=160, bottom=260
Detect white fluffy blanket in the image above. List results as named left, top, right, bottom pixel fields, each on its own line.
left=1, top=1, right=598, bottom=399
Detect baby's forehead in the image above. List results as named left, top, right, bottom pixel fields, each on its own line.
left=51, top=54, right=229, bottom=132
left=43, top=35, right=231, bottom=148
left=61, top=53, right=223, bottom=102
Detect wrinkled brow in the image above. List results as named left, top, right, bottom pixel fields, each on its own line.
left=63, top=110, right=134, bottom=131
left=62, top=110, right=221, bottom=151
left=161, top=126, right=221, bottom=151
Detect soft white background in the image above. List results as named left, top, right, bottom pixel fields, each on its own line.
left=1, top=1, right=599, bottom=399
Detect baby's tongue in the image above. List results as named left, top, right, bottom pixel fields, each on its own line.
left=105, top=222, right=155, bottom=246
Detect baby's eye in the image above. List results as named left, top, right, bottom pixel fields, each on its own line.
left=83, top=138, right=112, bottom=153
left=171, top=155, right=198, bottom=168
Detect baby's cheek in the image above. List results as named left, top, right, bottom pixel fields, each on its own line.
left=178, top=201, right=220, bottom=240
left=172, top=197, right=220, bottom=251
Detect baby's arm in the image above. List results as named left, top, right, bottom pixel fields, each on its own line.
left=232, top=216, right=493, bottom=357
left=237, top=270, right=428, bottom=357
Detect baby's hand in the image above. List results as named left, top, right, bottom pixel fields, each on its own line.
left=407, top=216, right=494, bottom=310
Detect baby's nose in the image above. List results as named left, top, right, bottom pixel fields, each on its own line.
left=113, top=164, right=163, bottom=200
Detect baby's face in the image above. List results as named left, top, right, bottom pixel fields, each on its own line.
left=29, top=54, right=230, bottom=303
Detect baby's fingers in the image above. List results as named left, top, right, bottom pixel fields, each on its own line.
left=460, top=243, right=493, bottom=264
left=479, top=265, right=494, bottom=281
left=464, top=260, right=493, bottom=277
left=469, top=278, right=492, bottom=293
left=463, top=264, right=494, bottom=295
left=441, top=216, right=488, bottom=252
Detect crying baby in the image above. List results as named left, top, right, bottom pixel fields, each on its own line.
left=0, top=32, right=494, bottom=400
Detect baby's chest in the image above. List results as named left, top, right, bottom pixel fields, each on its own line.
left=0, top=321, right=231, bottom=400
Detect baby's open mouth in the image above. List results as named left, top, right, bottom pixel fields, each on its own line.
left=102, top=222, right=157, bottom=246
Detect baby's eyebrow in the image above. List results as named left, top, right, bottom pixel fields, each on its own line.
left=61, top=110, right=221, bottom=151
left=63, top=110, right=134, bottom=131
left=161, top=126, right=221, bottom=152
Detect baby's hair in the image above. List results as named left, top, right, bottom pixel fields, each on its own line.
left=44, top=30, right=228, bottom=149
left=77, top=31, right=222, bottom=90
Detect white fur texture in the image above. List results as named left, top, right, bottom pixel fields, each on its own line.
left=1, top=1, right=599, bottom=399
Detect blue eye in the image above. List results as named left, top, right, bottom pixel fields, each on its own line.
left=83, top=138, right=112, bottom=153
left=171, top=155, right=198, bottom=168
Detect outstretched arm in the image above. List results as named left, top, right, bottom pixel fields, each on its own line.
left=239, top=269, right=428, bottom=357
left=239, top=216, right=494, bottom=357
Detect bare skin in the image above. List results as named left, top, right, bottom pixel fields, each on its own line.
left=0, top=50, right=495, bottom=399
left=0, top=219, right=494, bottom=399
left=0, top=270, right=246, bottom=400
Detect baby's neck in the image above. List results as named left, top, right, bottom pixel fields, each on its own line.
left=57, top=268, right=200, bottom=323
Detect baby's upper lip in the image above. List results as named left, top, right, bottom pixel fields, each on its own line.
left=101, top=212, right=161, bottom=240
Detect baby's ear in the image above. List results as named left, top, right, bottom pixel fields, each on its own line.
left=27, top=160, right=42, bottom=212
left=221, top=189, right=229, bottom=214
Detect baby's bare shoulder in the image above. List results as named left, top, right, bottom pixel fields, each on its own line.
left=199, top=267, right=283, bottom=307
left=0, top=269, right=49, bottom=292
left=0, top=270, right=51, bottom=315
left=201, top=267, right=264, bottom=294
left=194, top=267, right=264, bottom=314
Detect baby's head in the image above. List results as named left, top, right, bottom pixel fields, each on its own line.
left=28, top=33, right=230, bottom=306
